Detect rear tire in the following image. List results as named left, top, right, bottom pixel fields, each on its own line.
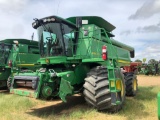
left=83, top=66, right=125, bottom=112
left=124, top=72, right=138, bottom=96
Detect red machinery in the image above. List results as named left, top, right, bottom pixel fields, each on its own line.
left=123, top=62, right=142, bottom=73
left=123, top=62, right=142, bottom=96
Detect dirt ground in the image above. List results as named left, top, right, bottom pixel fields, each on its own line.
left=2, top=75, right=158, bottom=120
left=137, top=75, right=160, bottom=86
left=26, top=75, right=160, bottom=120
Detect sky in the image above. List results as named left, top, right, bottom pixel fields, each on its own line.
left=0, top=0, right=159, bottom=62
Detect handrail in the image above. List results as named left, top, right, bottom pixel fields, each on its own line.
left=68, top=28, right=120, bottom=63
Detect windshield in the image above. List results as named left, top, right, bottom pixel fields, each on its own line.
left=37, top=22, right=76, bottom=57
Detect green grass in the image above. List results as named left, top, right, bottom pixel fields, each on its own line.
left=118, top=86, right=158, bottom=120
left=0, top=86, right=159, bottom=120
left=0, top=93, right=42, bottom=120
left=0, top=94, right=34, bottom=112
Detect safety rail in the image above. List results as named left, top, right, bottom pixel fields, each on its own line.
left=69, top=28, right=119, bottom=62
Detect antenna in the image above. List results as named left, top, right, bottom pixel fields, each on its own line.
left=31, top=32, right=34, bottom=40
left=57, top=0, right=62, bottom=15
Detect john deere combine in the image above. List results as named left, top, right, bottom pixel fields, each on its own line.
left=0, top=39, right=39, bottom=89
left=10, top=16, right=135, bottom=112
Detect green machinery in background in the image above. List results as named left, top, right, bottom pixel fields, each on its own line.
left=0, top=39, right=40, bottom=89
left=10, top=16, right=135, bottom=112
left=144, top=64, right=156, bottom=75
left=140, top=63, right=159, bottom=75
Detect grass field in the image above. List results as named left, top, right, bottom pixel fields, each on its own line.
left=0, top=75, right=159, bottom=120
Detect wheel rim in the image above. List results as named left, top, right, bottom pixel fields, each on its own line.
left=116, top=80, right=125, bottom=97
left=133, top=79, right=137, bottom=91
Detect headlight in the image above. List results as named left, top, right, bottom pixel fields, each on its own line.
left=43, top=18, right=55, bottom=23
left=50, top=18, right=55, bottom=21
left=43, top=19, right=47, bottom=22
left=47, top=18, right=51, bottom=22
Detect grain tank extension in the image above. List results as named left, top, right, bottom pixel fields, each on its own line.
left=10, top=16, right=135, bottom=112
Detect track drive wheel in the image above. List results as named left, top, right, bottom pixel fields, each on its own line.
left=124, top=72, right=138, bottom=96
left=83, top=66, right=125, bottom=112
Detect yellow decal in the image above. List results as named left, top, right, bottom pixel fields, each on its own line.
left=117, top=60, right=130, bottom=64
left=46, top=59, right=50, bottom=64
left=92, top=52, right=100, bottom=55
left=17, top=64, right=35, bottom=66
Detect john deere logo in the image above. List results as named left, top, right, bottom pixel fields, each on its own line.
left=45, top=59, right=50, bottom=64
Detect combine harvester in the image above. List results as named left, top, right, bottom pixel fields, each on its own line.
left=0, top=39, right=40, bottom=89
left=10, top=16, right=136, bottom=112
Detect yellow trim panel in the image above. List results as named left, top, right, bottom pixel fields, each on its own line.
left=17, top=64, right=35, bottom=66
left=117, top=60, right=130, bottom=64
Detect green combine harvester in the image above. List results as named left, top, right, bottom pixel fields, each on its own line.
left=140, top=63, right=159, bottom=75
left=0, top=39, right=40, bottom=89
left=10, top=16, right=135, bottom=112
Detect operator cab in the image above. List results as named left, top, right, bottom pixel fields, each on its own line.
left=0, top=43, right=12, bottom=65
left=32, top=16, right=77, bottom=57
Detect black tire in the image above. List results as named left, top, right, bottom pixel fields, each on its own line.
left=83, top=66, right=125, bottom=112
left=124, top=72, right=138, bottom=96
